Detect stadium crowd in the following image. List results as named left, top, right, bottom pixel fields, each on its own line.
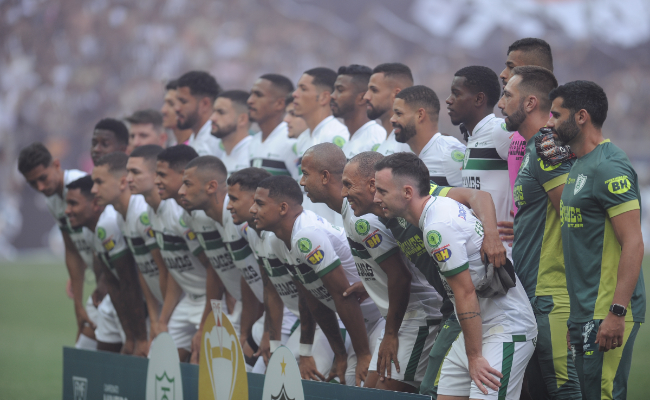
left=18, top=38, right=645, bottom=400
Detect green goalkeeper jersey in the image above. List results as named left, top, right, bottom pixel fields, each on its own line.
left=560, top=140, right=645, bottom=323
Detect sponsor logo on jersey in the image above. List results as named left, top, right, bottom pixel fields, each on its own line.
left=103, top=239, right=116, bottom=251
left=364, top=232, right=382, bottom=249
left=333, top=136, right=346, bottom=148
left=575, top=174, right=587, bottom=195
left=560, top=200, right=583, bottom=228
left=539, top=158, right=561, bottom=172
left=185, top=229, right=196, bottom=241
left=297, top=238, right=312, bottom=253
left=451, top=150, right=464, bottom=162
left=355, top=219, right=370, bottom=235
left=605, top=175, right=631, bottom=194
left=306, top=248, right=324, bottom=265
left=514, top=185, right=525, bottom=206
left=97, top=227, right=106, bottom=240
left=146, top=227, right=155, bottom=238
left=397, top=217, right=408, bottom=229
left=426, top=230, right=442, bottom=248
left=457, top=204, right=467, bottom=220
left=140, top=212, right=150, bottom=225
left=433, top=245, right=452, bottom=263
left=463, top=176, right=480, bottom=189
left=429, top=182, right=439, bottom=195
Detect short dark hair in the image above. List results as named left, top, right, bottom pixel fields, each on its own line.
left=18, top=142, right=52, bottom=174
left=157, top=145, right=199, bottom=172
left=372, top=63, right=414, bottom=86
left=94, top=118, right=129, bottom=145
left=125, top=109, right=163, bottom=130
left=95, top=152, right=129, bottom=174
left=257, top=175, right=303, bottom=205
left=549, top=80, right=608, bottom=128
left=511, top=66, right=558, bottom=111
left=165, top=79, right=178, bottom=91
left=374, top=152, right=429, bottom=197
left=185, top=155, right=227, bottom=183
left=395, top=85, right=440, bottom=118
left=66, top=175, right=95, bottom=199
left=260, top=73, right=295, bottom=102
left=348, top=151, right=384, bottom=179
left=217, top=90, right=251, bottom=110
left=304, top=67, right=338, bottom=92
left=129, top=144, right=164, bottom=165
left=337, top=64, right=372, bottom=91
left=176, top=71, right=221, bottom=101
left=454, top=66, right=501, bottom=108
left=227, top=168, right=272, bottom=192
left=507, top=38, right=553, bottom=71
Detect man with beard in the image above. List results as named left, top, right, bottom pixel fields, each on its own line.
left=446, top=66, right=514, bottom=259
left=363, top=63, right=413, bottom=156
left=209, top=90, right=252, bottom=175
left=551, top=81, right=645, bottom=399
left=161, top=80, right=193, bottom=146
left=391, top=86, right=465, bottom=186
left=497, top=66, right=581, bottom=399
left=331, top=65, right=385, bottom=159
left=175, top=71, right=223, bottom=157
left=91, top=118, right=129, bottom=165
left=248, top=74, right=299, bottom=179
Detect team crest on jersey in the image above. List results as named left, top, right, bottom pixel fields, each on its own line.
left=463, top=150, right=470, bottom=168
left=297, top=238, right=312, bottom=253
left=97, top=227, right=106, bottom=240
left=426, top=230, right=442, bottom=248
left=179, top=217, right=187, bottom=228
left=156, top=232, right=164, bottom=248
left=451, top=150, right=464, bottom=162
left=521, top=154, right=530, bottom=170
left=397, top=217, right=408, bottom=229
left=355, top=219, right=370, bottom=235
left=306, top=248, right=324, bottom=265
left=140, top=212, right=150, bottom=225
left=333, top=136, right=346, bottom=148
left=575, top=174, right=587, bottom=195
left=364, top=232, right=382, bottom=249
left=371, top=143, right=380, bottom=151
left=501, top=122, right=508, bottom=131
left=433, top=245, right=452, bottom=262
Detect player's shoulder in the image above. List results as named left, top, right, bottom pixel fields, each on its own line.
left=64, top=169, right=88, bottom=185
left=439, top=133, right=466, bottom=149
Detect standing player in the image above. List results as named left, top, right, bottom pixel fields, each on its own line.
left=18, top=143, right=96, bottom=348
left=374, top=152, right=537, bottom=400
left=552, top=81, right=645, bottom=399
left=498, top=66, right=581, bottom=399
left=248, top=74, right=299, bottom=179
left=91, top=118, right=129, bottom=165
left=284, top=100, right=308, bottom=139
left=446, top=66, right=514, bottom=257
left=125, top=109, right=168, bottom=150
left=363, top=63, right=413, bottom=155
left=210, top=90, right=253, bottom=175
left=161, top=80, right=193, bottom=145
left=331, top=65, right=385, bottom=159
left=391, top=86, right=466, bottom=186
left=301, top=144, right=443, bottom=393
left=251, top=175, right=383, bottom=386
left=91, top=153, right=149, bottom=356
left=174, top=71, right=223, bottom=157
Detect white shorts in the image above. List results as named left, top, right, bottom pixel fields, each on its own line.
left=284, top=323, right=337, bottom=377
left=345, top=317, right=386, bottom=386
left=369, top=320, right=441, bottom=386
left=250, top=309, right=298, bottom=373
left=95, top=295, right=126, bottom=344
left=438, top=334, right=535, bottom=400
left=168, top=294, right=205, bottom=351
left=75, top=297, right=99, bottom=350
left=85, top=295, right=99, bottom=325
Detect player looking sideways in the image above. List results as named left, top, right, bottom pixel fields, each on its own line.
left=391, top=85, right=466, bottom=186
left=91, top=118, right=129, bottom=166
left=550, top=80, right=646, bottom=400
left=284, top=100, right=308, bottom=139
left=248, top=74, right=300, bottom=179
left=18, top=143, right=97, bottom=349
left=497, top=66, right=581, bottom=399
left=331, top=64, right=385, bottom=159
left=363, top=63, right=413, bottom=156
left=161, top=80, right=193, bottom=145
left=374, top=152, right=536, bottom=400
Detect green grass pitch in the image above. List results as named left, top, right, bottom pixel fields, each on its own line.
left=0, top=255, right=648, bottom=399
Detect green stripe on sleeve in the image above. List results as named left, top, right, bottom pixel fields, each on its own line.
left=607, top=199, right=640, bottom=218
left=542, top=173, right=569, bottom=192
left=438, top=187, right=452, bottom=197
left=440, top=262, right=469, bottom=277
left=316, top=259, right=342, bottom=278
left=498, top=342, right=515, bottom=399
left=373, top=246, right=399, bottom=264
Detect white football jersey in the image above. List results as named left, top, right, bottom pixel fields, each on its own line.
left=341, top=199, right=442, bottom=321
left=70, top=227, right=95, bottom=268
left=221, top=135, right=252, bottom=176
left=272, top=210, right=382, bottom=324
left=249, top=122, right=299, bottom=180
left=188, top=120, right=224, bottom=158
left=374, top=130, right=412, bottom=156
left=461, top=114, right=513, bottom=258
left=46, top=169, right=87, bottom=230
left=182, top=210, right=242, bottom=301
left=419, top=196, right=536, bottom=342
left=341, top=120, right=385, bottom=159
left=148, top=199, right=206, bottom=298
left=94, top=205, right=129, bottom=279
left=117, top=195, right=162, bottom=303
left=419, top=133, right=466, bottom=187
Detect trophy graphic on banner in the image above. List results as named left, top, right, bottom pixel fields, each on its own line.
left=198, top=300, right=248, bottom=400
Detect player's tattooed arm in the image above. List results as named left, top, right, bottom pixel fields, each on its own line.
left=446, top=187, right=506, bottom=268
left=254, top=265, right=284, bottom=365
left=62, top=231, right=95, bottom=335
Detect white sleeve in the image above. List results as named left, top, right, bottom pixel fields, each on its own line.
left=444, top=140, right=466, bottom=187
left=492, top=123, right=513, bottom=160
left=293, top=228, right=342, bottom=278
left=353, top=217, right=400, bottom=263
left=422, top=219, right=469, bottom=278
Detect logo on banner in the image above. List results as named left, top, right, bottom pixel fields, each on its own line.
left=262, top=346, right=305, bottom=400
left=146, top=332, right=183, bottom=400
left=73, top=376, right=88, bottom=400
left=199, top=300, right=247, bottom=400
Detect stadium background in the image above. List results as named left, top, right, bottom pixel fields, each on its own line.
left=0, top=0, right=649, bottom=398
